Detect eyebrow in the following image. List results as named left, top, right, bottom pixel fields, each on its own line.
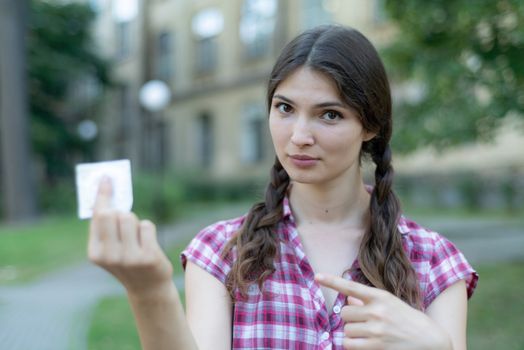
left=272, top=94, right=348, bottom=109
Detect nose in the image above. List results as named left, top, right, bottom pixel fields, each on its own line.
left=290, top=117, right=314, bottom=147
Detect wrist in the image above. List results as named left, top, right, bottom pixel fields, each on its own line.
left=127, top=280, right=180, bottom=304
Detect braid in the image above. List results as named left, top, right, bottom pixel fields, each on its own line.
left=223, top=158, right=290, bottom=299
left=357, top=141, right=422, bottom=308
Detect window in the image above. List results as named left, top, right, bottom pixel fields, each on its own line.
left=112, top=0, right=138, bottom=59
left=240, top=104, right=266, bottom=164
left=196, top=113, right=214, bottom=168
left=194, top=37, right=217, bottom=74
left=239, top=0, right=277, bottom=59
left=116, top=21, right=131, bottom=59
left=191, top=8, right=223, bottom=74
left=155, top=31, right=174, bottom=82
left=301, top=0, right=332, bottom=30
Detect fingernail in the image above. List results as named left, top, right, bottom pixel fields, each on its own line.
left=100, top=176, right=111, bottom=185
left=315, top=273, right=325, bottom=281
left=99, top=176, right=112, bottom=191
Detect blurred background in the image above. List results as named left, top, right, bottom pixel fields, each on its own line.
left=0, top=0, right=523, bottom=349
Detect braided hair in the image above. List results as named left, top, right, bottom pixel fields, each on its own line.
left=223, top=158, right=289, bottom=297
left=223, top=25, right=421, bottom=308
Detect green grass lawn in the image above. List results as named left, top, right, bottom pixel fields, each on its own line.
left=468, top=261, right=524, bottom=350
left=88, top=291, right=186, bottom=350
left=87, top=261, right=524, bottom=350
left=87, top=296, right=141, bottom=350
left=0, top=216, right=88, bottom=285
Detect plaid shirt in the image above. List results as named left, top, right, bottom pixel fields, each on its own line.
left=181, top=197, right=478, bottom=349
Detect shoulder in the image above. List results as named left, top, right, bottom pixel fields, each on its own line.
left=398, top=216, right=479, bottom=309
left=180, top=214, right=247, bottom=284
left=398, top=216, right=454, bottom=258
left=190, top=215, right=246, bottom=252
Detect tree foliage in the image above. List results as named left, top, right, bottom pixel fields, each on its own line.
left=383, top=0, right=524, bottom=152
left=28, top=0, right=109, bottom=182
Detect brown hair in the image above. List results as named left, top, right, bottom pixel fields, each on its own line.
left=223, top=25, right=421, bottom=308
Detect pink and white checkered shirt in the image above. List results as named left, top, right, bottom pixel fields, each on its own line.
left=181, top=197, right=478, bottom=349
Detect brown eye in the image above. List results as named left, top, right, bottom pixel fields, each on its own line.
left=277, top=103, right=292, bottom=114
left=320, top=110, right=342, bottom=122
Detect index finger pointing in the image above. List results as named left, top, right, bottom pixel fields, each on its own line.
left=315, top=273, right=377, bottom=303
left=93, top=176, right=113, bottom=212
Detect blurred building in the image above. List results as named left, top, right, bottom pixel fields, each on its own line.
left=88, top=0, right=392, bottom=179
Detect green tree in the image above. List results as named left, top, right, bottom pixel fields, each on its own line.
left=28, top=0, right=109, bottom=183
left=383, top=0, right=524, bottom=152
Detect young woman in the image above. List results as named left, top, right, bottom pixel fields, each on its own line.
left=89, top=25, right=478, bottom=350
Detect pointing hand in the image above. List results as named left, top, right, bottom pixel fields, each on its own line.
left=315, top=273, right=451, bottom=350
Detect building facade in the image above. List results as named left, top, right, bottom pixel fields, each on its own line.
left=90, top=0, right=391, bottom=179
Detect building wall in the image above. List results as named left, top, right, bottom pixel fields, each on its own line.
left=143, top=0, right=390, bottom=179
left=63, top=0, right=524, bottom=212
left=97, top=0, right=493, bottom=181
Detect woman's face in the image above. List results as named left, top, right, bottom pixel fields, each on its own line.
left=269, top=66, right=374, bottom=187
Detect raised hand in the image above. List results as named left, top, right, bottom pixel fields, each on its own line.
left=315, top=273, right=452, bottom=350
left=88, top=177, right=174, bottom=299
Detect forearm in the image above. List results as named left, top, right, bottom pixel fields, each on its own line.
left=128, top=282, right=198, bottom=350
left=428, top=326, right=454, bottom=350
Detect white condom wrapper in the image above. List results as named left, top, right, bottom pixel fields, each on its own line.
left=75, top=159, right=133, bottom=219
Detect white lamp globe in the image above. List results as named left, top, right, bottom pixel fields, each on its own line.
left=139, top=80, right=171, bottom=112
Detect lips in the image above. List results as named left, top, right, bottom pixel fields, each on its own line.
left=290, top=154, right=318, bottom=160
left=288, top=154, right=319, bottom=167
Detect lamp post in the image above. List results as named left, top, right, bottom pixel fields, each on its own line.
left=139, top=79, right=171, bottom=170
left=138, top=79, right=171, bottom=223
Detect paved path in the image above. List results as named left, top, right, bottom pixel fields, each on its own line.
left=0, top=203, right=249, bottom=350
left=0, top=205, right=522, bottom=350
left=0, top=264, right=121, bottom=350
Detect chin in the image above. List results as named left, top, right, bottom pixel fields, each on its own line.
left=286, top=172, right=322, bottom=185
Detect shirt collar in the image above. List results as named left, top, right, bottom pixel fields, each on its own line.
left=282, top=195, right=293, bottom=221
left=397, top=216, right=410, bottom=236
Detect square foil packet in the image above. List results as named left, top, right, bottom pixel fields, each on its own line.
left=75, top=159, right=133, bottom=219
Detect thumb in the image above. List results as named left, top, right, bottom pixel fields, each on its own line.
left=93, top=176, right=113, bottom=212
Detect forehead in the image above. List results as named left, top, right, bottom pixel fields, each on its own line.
left=273, top=67, right=342, bottom=103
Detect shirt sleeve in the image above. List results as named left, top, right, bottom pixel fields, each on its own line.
left=424, top=234, right=479, bottom=308
left=180, top=219, right=241, bottom=285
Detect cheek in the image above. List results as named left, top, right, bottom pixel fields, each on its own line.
left=321, top=128, right=364, bottom=155
left=269, top=116, right=287, bottom=149
left=268, top=114, right=277, bottom=137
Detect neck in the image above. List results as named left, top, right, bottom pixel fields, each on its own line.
left=289, top=175, right=371, bottom=228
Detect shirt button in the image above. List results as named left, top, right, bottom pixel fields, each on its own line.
left=333, top=305, right=341, bottom=314
left=321, top=331, right=330, bottom=341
